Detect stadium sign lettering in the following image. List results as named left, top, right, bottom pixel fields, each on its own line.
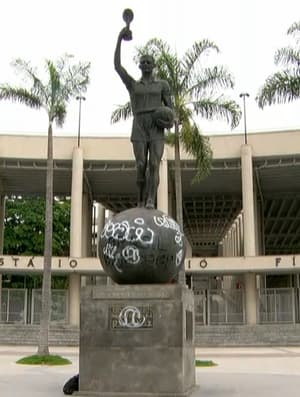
left=275, top=256, right=297, bottom=267
left=0, top=257, right=78, bottom=269
left=187, top=259, right=208, bottom=269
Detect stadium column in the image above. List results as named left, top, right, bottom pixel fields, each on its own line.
left=157, top=148, right=169, bottom=214
left=0, top=195, right=5, bottom=314
left=81, top=191, right=93, bottom=258
left=69, top=146, right=83, bottom=326
left=218, top=242, right=223, bottom=256
left=80, top=191, right=93, bottom=288
left=96, top=203, right=105, bottom=254
left=239, top=213, right=244, bottom=255
left=236, top=217, right=242, bottom=256
left=241, top=144, right=257, bottom=324
left=232, top=224, right=237, bottom=256
left=105, top=210, right=115, bottom=285
left=185, top=239, right=193, bottom=258
left=229, top=229, right=233, bottom=256
left=223, top=235, right=228, bottom=256
left=0, top=195, right=5, bottom=250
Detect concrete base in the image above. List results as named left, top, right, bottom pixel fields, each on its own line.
left=75, top=387, right=198, bottom=397
left=77, top=284, right=196, bottom=397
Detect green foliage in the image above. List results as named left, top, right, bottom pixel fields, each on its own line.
left=4, top=196, right=70, bottom=256
left=180, top=122, right=213, bottom=182
left=195, top=360, right=217, bottom=367
left=16, top=354, right=71, bottom=365
left=0, top=54, right=91, bottom=125
left=111, top=101, right=132, bottom=124
left=257, top=21, right=300, bottom=108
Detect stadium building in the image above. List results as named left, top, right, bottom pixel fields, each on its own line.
left=1, top=129, right=300, bottom=345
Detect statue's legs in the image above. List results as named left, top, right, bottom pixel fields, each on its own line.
left=146, top=140, right=164, bottom=209
left=132, top=142, right=148, bottom=207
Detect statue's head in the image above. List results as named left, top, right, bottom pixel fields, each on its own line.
left=139, top=55, right=155, bottom=74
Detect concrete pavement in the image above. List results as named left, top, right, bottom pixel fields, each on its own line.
left=1, top=345, right=300, bottom=396
left=195, top=346, right=300, bottom=396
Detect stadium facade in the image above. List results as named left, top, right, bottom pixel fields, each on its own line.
left=1, top=129, right=300, bottom=345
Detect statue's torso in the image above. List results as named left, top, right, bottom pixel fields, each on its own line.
left=130, top=79, right=164, bottom=114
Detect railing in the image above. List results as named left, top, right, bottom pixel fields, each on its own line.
left=31, top=289, right=68, bottom=324
left=208, top=289, right=245, bottom=324
left=1, top=288, right=68, bottom=324
left=194, top=287, right=300, bottom=325
left=258, top=288, right=296, bottom=323
left=1, top=286, right=299, bottom=326
left=193, top=290, right=206, bottom=325
left=193, top=288, right=245, bottom=325
left=0, top=289, right=27, bottom=323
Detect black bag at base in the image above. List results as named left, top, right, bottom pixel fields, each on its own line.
left=63, top=374, right=79, bottom=395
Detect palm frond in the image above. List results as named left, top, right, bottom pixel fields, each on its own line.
left=287, top=21, right=300, bottom=36
left=12, top=58, right=47, bottom=99
left=155, top=51, right=181, bottom=94
left=111, top=101, right=132, bottom=123
left=54, top=54, right=90, bottom=100
left=0, top=85, right=42, bottom=108
left=180, top=121, right=213, bottom=182
left=274, top=47, right=300, bottom=67
left=192, top=97, right=241, bottom=129
left=2, top=55, right=90, bottom=130
left=54, top=102, right=67, bottom=127
left=176, top=103, right=193, bottom=125
left=181, top=40, right=219, bottom=87
left=256, top=70, right=300, bottom=108
left=47, top=60, right=61, bottom=101
left=187, top=66, right=234, bottom=99
left=257, top=21, right=300, bottom=109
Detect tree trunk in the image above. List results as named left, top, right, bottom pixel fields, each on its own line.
left=38, top=122, right=53, bottom=355
left=174, top=122, right=185, bottom=285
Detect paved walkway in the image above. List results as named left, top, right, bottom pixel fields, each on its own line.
left=1, top=345, right=300, bottom=396
left=195, top=346, right=300, bottom=396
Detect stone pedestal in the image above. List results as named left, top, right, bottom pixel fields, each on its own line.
left=76, top=284, right=196, bottom=397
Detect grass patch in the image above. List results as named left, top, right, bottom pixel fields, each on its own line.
left=16, top=354, right=72, bottom=366
left=195, top=360, right=217, bottom=367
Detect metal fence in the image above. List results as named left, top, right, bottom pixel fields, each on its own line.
left=31, top=289, right=68, bottom=324
left=209, top=289, right=245, bottom=324
left=194, top=290, right=206, bottom=325
left=1, top=289, right=27, bottom=323
left=258, top=288, right=296, bottom=323
left=1, top=286, right=299, bottom=326
left=194, top=287, right=300, bottom=325
left=1, top=288, right=68, bottom=324
left=193, top=288, right=245, bottom=325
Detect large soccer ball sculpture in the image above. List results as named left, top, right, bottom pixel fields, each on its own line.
left=98, top=207, right=186, bottom=284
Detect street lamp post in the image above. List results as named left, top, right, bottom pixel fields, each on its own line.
left=239, top=93, right=250, bottom=144
left=76, top=95, right=86, bottom=147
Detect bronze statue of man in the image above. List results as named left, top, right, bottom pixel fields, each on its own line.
left=114, top=19, right=174, bottom=209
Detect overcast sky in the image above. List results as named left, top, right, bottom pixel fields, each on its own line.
left=0, top=0, right=299, bottom=137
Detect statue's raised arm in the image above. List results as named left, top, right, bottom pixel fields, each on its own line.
left=114, top=10, right=134, bottom=90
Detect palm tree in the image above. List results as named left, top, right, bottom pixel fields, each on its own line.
left=0, top=54, right=90, bottom=354
left=112, top=38, right=241, bottom=283
left=257, top=21, right=300, bottom=108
